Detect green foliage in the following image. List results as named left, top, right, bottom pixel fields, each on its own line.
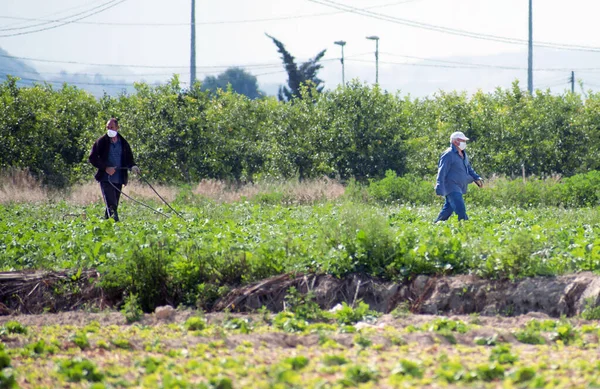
left=391, top=359, right=424, bottom=379
left=2, top=322, right=26, bottom=335
left=284, top=287, right=328, bottom=322
left=0, top=369, right=16, bottom=389
left=273, top=312, right=307, bottom=333
left=266, top=34, right=326, bottom=102
left=512, top=366, right=537, bottom=383
left=223, top=317, right=253, bottom=334
left=550, top=322, right=579, bottom=344
left=111, top=337, right=132, bottom=350
left=474, top=362, right=505, bottom=381
left=3, top=78, right=600, bottom=186
left=423, top=318, right=469, bottom=334
left=201, top=67, right=262, bottom=100
left=120, top=293, right=143, bottom=324
left=334, top=302, right=379, bottom=325
left=71, top=331, right=90, bottom=350
left=581, top=298, right=600, bottom=320
left=322, top=354, right=348, bottom=366
left=0, top=352, right=9, bottom=369
left=22, top=339, right=58, bottom=357
left=514, top=329, right=546, bottom=345
left=184, top=316, right=207, bottom=331
left=489, top=344, right=518, bottom=365
left=283, top=356, right=310, bottom=370
left=341, top=365, right=379, bottom=386
left=353, top=333, right=372, bottom=349
left=58, top=358, right=104, bottom=382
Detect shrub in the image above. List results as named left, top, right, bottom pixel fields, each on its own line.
left=392, top=359, right=424, bottom=379
left=3, top=321, right=27, bottom=335
left=334, top=302, right=379, bottom=325
left=514, top=329, right=546, bottom=345
left=58, top=358, right=104, bottom=382
left=121, top=293, right=144, bottom=324
left=322, top=355, right=348, bottom=366
left=184, top=316, right=207, bottom=331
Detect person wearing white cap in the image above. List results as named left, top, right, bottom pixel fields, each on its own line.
left=434, top=131, right=483, bottom=222
left=88, top=118, right=140, bottom=222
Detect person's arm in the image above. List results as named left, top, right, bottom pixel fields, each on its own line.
left=435, top=153, right=450, bottom=196
left=467, top=158, right=483, bottom=187
left=124, top=139, right=140, bottom=174
left=88, top=139, right=107, bottom=171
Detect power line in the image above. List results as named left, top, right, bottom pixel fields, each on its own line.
left=0, top=0, right=421, bottom=27
left=0, top=0, right=120, bottom=32
left=0, top=50, right=367, bottom=70
left=0, top=0, right=108, bottom=29
left=347, top=56, right=600, bottom=73
left=0, top=0, right=128, bottom=37
left=307, top=0, right=600, bottom=53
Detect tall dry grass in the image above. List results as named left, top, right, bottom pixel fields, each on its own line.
left=0, top=169, right=346, bottom=205
left=0, top=169, right=49, bottom=203
left=193, top=177, right=346, bottom=203
left=67, top=181, right=179, bottom=206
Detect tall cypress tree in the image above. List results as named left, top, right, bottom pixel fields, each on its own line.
left=266, top=34, right=326, bottom=102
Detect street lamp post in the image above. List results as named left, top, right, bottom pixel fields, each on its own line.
left=366, top=35, right=379, bottom=84
left=334, top=40, right=346, bottom=86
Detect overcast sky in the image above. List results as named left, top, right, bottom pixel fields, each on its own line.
left=2, top=0, right=600, bottom=96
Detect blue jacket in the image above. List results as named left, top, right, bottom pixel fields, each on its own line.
left=435, top=144, right=481, bottom=196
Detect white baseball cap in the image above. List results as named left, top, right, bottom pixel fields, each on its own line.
left=450, top=131, right=469, bottom=142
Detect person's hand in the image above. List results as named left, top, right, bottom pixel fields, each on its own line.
left=131, top=165, right=141, bottom=175
left=475, top=179, right=484, bottom=188
left=105, top=167, right=116, bottom=176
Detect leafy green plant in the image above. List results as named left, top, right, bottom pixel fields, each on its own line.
left=223, top=317, right=253, bottom=334
left=550, top=322, right=579, bottom=344
left=273, top=312, right=307, bottom=333
left=514, top=329, right=546, bottom=345
left=0, top=368, right=16, bottom=389
left=284, top=287, right=328, bottom=322
left=322, top=354, right=348, bottom=366
left=335, top=302, right=379, bottom=325
left=111, top=337, right=132, bottom=350
left=581, top=298, right=600, bottom=320
left=474, top=363, right=505, bottom=381
left=489, top=344, right=518, bottom=365
left=71, top=331, right=90, bottom=350
left=3, top=321, right=27, bottom=335
left=0, top=351, right=9, bottom=369
left=184, top=316, right=207, bottom=331
left=353, top=333, right=372, bottom=349
left=283, top=356, right=310, bottom=371
left=121, top=293, right=144, bottom=323
left=391, top=359, right=424, bottom=379
left=58, top=358, right=104, bottom=382
left=342, top=365, right=379, bottom=386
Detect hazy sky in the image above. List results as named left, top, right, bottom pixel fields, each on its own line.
left=2, top=0, right=600, bottom=95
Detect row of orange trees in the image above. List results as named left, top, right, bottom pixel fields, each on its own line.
left=1, top=75, right=599, bottom=187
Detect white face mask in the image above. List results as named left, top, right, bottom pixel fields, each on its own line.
left=458, top=141, right=467, bottom=150
left=107, top=130, right=118, bottom=138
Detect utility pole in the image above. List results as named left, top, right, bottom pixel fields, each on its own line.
left=190, top=0, right=196, bottom=87
left=366, top=36, right=379, bottom=84
left=334, top=40, right=346, bottom=85
left=571, top=71, right=575, bottom=93
left=527, top=0, right=533, bottom=94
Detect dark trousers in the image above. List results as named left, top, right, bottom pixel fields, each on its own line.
left=435, top=192, right=468, bottom=222
left=100, top=181, right=122, bottom=221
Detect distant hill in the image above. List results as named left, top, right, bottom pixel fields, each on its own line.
left=0, top=47, right=41, bottom=86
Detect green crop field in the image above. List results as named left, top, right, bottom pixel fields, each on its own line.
left=2, top=308, right=600, bottom=388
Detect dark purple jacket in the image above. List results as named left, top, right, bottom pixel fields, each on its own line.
left=88, top=134, right=136, bottom=185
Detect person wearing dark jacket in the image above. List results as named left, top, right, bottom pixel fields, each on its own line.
left=88, top=118, right=140, bottom=221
